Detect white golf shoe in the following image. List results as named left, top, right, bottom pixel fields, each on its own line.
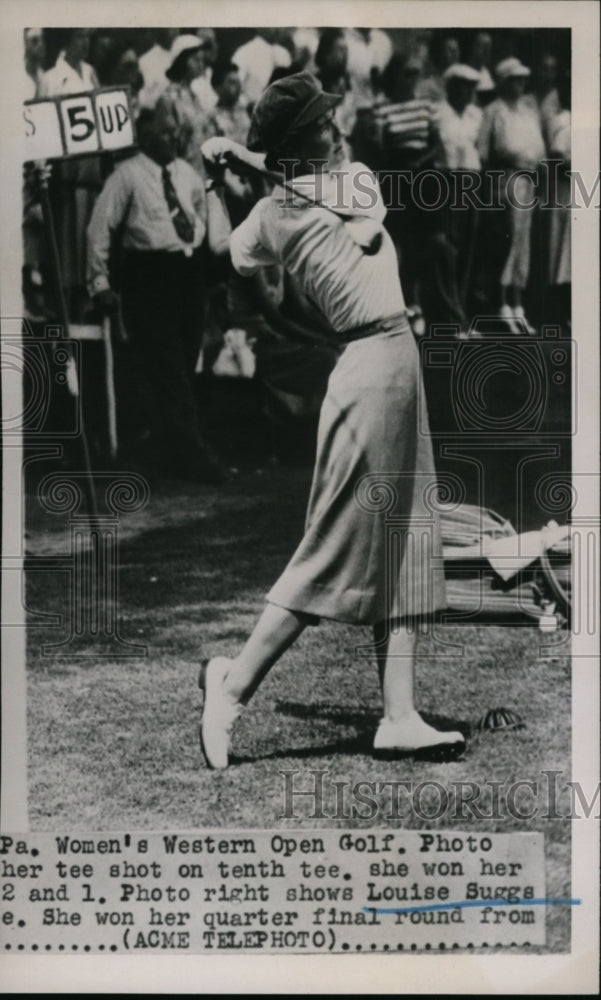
left=500, top=303, right=522, bottom=335
left=373, top=712, right=465, bottom=760
left=199, top=657, right=241, bottom=769
left=512, top=305, right=536, bottom=335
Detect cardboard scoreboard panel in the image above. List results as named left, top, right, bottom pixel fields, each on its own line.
left=23, top=87, right=136, bottom=162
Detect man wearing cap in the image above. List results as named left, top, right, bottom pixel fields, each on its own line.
left=436, top=63, right=482, bottom=170
left=477, top=57, right=545, bottom=333
left=198, top=71, right=465, bottom=770
left=419, top=63, right=484, bottom=335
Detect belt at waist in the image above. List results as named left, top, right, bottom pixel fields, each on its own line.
left=338, top=311, right=411, bottom=344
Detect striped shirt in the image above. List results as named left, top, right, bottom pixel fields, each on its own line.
left=373, top=98, right=436, bottom=155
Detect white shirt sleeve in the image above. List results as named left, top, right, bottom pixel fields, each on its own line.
left=230, top=199, right=277, bottom=276
left=86, top=164, right=133, bottom=295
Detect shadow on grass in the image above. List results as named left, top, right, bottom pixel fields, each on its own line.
left=230, top=731, right=374, bottom=764
left=230, top=736, right=468, bottom=766
left=276, top=700, right=471, bottom=736
left=227, top=705, right=471, bottom=766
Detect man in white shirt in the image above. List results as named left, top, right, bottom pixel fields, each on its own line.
left=232, top=29, right=291, bottom=108
left=87, top=106, right=230, bottom=481
left=436, top=63, right=482, bottom=169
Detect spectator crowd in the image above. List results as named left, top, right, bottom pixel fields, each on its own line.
left=22, top=26, right=572, bottom=481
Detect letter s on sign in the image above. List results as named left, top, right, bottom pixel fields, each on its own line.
left=23, top=106, right=36, bottom=137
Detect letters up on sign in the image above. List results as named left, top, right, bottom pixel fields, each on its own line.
left=23, top=87, right=136, bottom=162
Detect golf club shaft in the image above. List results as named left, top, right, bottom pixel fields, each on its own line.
left=222, top=151, right=351, bottom=220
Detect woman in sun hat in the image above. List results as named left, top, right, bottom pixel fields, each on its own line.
left=477, top=57, right=546, bottom=334
left=198, top=71, right=465, bottom=770
left=156, top=34, right=215, bottom=177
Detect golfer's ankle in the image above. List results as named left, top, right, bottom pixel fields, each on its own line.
left=382, top=707, right=419, bottom=725
left=222, top=659, right=247, bottom=704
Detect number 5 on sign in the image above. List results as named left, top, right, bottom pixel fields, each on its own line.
left=24, top=87, right=135, bottom=162
left=60, top=95, right=98, bottom=155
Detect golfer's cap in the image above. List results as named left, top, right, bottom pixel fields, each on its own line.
left=443, top=63, right=482, bottom=84
left=247, top=71, right=342, bottom=153
left=166, top=34, right=204, bottom=79
left=495, top=56, right=531, bottom=81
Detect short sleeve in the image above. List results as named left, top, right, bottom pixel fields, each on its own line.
left=230, top=199, right=277, bottom=276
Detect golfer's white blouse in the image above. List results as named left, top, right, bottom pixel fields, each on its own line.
left=230, top=163, right=406, bottom=333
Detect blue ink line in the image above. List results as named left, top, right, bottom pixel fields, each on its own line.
left=364, top=898, right=582, bottom=915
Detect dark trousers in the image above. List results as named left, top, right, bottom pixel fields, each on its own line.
left=120, top=247, right=209, bottom=476
left=380, top=167, right=468, bottom=330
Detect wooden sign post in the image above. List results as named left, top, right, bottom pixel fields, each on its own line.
left=24, top=88, right=137, bottom=515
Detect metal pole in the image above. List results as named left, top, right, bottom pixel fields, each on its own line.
left=102, top=315, right=118, bottom=460
left=36, top=161, right=98, bottom=520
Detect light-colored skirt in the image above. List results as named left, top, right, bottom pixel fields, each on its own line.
left=266, top=317, right=447, bottom=624
left=501, top=174, right=535, bottom=289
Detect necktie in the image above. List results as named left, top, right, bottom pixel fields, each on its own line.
left=162, top=166, right=195, bottom=243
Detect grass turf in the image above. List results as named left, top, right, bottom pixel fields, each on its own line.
left=25, top=463, right=571, bottom=951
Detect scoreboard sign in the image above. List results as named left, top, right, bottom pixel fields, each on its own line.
left=24, top=87, right=136, bottom=162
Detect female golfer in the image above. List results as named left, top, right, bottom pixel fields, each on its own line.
left=200, top=72, right=464, bottom=769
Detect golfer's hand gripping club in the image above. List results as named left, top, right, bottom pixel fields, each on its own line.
left=201, top=138, right=383, bottom=257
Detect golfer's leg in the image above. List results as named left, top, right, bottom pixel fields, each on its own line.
left=372, top=619, right=464, bottom=751
left=373, top=619, right=416, bottom=723
left=200, top=604, right=309, bottom=768
left=224, top=604, right=310, bottom=704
